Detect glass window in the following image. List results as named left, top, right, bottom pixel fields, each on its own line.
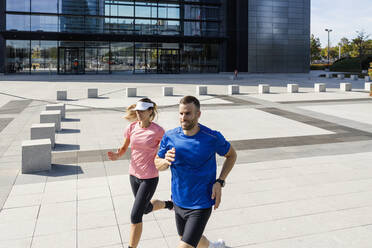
left=111, top=42, right=134, bottom=73
left=135, top=19, right=157, bottom=35
left=135, top=2, right=157, bottom=18
left=6, top=40, right=31, bottom=73
left=31, top=15, right=58, bottom=32
left=60, top=16, right=85, bottom=33
left=31, top=40, right=58, bottom=73
left=159, top=4, right=180, bottom=19
left=159, top=20, right=180, bottom=35
left=60, top=0, right=87, bottom=15
left=31, top=0, right=58, bottom=13
left=184, top=21, right=201, bottom=36
left=118, top=5, right=134, bottom=17
left=85, top=16, right=105, bottom=33
left=184, top=5, right=201, bottom=20
left=111, top=4, right=118, bottom=16
left=6, top=14, right=30, bottom=31
left=6, top=0, right=30, bottom=12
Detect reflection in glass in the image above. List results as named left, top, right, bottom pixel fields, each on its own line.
left=6, top=0, right=30, bottom=12
left=31, top=0, right=58, bottom=13
left=135, top=43, right=157, bottom=73
left=6, top=40, right=31, bottom=73
left=158, top=4, right=180, bottom=19
left=31, top=15, right=59, bottom=32
left=111, top=42, right=134, bottom=73
left=135, top=19, right=158, bottom=35
left=135, top=2, right=157, bottom=18
left=60, top=16, right=85, bottom=33
left=31, top=41, right=58, bottom=73
left=6, top=14, right=30, bottom=31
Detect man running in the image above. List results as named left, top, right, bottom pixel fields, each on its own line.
left=155, top=96, right=237, bottom=248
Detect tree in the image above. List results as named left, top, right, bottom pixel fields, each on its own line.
left=310, top=34, right=321, bottom=62
left=352, top=31, right=370, bottom=69
left=338, top=37, right=352, bottom=58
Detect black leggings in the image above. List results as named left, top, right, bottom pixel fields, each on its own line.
left=129, top=175, right=159, bottom=224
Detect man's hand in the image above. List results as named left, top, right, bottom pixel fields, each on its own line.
left=165, top=148, right=176, bottom=165
left=155, top=148, right=176, bottom=171
left=211, top=182, right=222, bottom=210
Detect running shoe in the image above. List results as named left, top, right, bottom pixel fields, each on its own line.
left=209, top=239, right=226, bottom=248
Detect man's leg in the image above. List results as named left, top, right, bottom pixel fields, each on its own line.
left=177, top=208, right=212, bottom=248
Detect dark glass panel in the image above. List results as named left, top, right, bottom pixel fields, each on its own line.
left=31, top=40, right=58, bottom=73
left=111, top=42, right=134, bottom=73
left=6, top=40, right=30, bottom=73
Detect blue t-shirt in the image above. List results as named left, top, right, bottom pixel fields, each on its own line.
left=157, top=124, right=230, bottom=209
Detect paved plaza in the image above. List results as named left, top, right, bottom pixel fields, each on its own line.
left=1, top=71, right=372, bottom=247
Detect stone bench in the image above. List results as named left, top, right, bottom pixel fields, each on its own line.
left=287, top=84, right=299, bottom=93
left=22, top=139, right=51, bottom=173
left=46, top=103, right=65, bottom=119
left=340, top=82, right=352, bottom=92
left=365, top=76, right=371, bottom=82
left=40, top=110, right=61, bottom=131
left=57, top=90, right=67, bottom=100
left=162, top=86, right=173, bottom=96
left=365, top=82, right=372, bottom=91
left=31, top=123, right=55, bottom=148
left=197, top=85, right=208, bottom=95
left=228, top=85, right=240, bottom=95
left=314, top=83, right=326, bottom=92
left=88, top=88, right=98, bottom=98
left=126, top=87, right=137, bottom=97
left=337, top=74, right=345, bottom=79
left=258, top=84, right=270, bottom=94
left=350, top=75, right=358, bottom=80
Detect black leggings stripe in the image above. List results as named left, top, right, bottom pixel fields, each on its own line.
left=129, top=175, right=159, bottom=224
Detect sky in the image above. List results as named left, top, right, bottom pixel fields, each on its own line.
left=311, top=0, right=372, bottom=47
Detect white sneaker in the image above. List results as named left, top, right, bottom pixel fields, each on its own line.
left=209, top=239, right=226, bottom=248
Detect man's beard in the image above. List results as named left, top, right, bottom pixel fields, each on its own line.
left=181, top=119, right=197, bottom=130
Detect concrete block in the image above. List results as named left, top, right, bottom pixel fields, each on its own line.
left=287, top=84, right=299, bottom=93
left=337, top=74, right=345, bottom=79
left=228, top=85, right=240, bottom=95
left=365, top=76, right=371, bottom=82
left=362, top=70, right=368, bottom=74
left=126, top=88, right=137, bottom=97
left=57, top=90, right=67, bottom=100
left=46, top=103, right=65, bottom=119
left=197, top=86, right=208, bottom=95
left=31, top=123, right=55, bottom=148
left=350, top=75, right=358, bottom=80
left=314, top=83, right=326, bottom=92
left=340, top=82, right=352, bottom=91
left=40, top=110, right=61, bottom=132
left=325, top=74, right=332, bottom=78
left=162, top=87, right=173, bottom=96
left=88, top=88, right=98, bottom=98
left=365, top=82, right=372, bottom=91
left=258, top=84, right=270, bottom=94
left=22, top=139, right=51, bottom=173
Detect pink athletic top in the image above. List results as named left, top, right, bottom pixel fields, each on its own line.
left=124, top=121, right=165, bottom=179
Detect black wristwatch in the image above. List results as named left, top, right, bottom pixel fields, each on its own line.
left=215, top=179, right=225, bottom=187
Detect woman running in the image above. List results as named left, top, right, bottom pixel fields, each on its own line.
left=108, top=98, right=173, bottom=248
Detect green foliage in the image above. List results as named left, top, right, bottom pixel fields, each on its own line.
left=329, top=56, right=372, bottom=72
left=310, top=64, right=329, bottom=70
left=310, top=34, right=322, bottom=62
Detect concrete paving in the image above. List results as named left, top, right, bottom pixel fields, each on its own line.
left=1, top=72, right=372, bottom=248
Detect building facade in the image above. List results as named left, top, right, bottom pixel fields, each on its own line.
left=0, top=0, right=310, bottom=74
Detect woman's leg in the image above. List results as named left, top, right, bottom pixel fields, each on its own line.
left=129, top=177, right=159, bottom=248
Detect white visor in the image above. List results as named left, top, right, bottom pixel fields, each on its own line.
left=134, top=101, right=154, bottom=111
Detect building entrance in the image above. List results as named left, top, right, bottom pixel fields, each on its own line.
left=158, top=49, right=180, bottom=74
left=58, top=47, right=84, bottom=74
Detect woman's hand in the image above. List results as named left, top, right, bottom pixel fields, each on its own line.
left=107, top=151, right=120, bottom=161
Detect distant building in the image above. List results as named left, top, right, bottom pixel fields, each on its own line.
left=0, top=0, right=310, bottom=74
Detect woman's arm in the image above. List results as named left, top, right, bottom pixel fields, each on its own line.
left=108, top=138, right=130, bottom=161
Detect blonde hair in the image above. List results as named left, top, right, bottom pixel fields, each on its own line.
left=124, top=98, right=158, bottom=122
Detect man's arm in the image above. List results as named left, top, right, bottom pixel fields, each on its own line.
left=212, top=145, right=237, bottom=210
left=155, top=148, right=176, bottom=171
